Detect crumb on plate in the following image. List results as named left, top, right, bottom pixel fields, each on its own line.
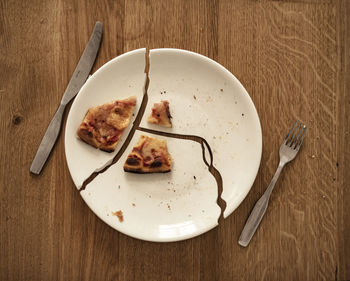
left=112, top=210, right=124, bottom=222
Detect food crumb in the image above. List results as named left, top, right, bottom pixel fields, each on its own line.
left=167, top=204, right=171, bottom=210
left=132, top=203, right=136, bottom=207
left=311, top=155, right=315, bottom=159
left=206, top=96, right=213, bottom=102
left=112, top=210, right=124, bottom=222
left=193, top=95, right=197, bottom=100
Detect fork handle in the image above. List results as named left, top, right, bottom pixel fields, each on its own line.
left=238, top=162, right=285, bottom=247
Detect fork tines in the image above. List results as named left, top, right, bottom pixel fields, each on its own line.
left=284, top=121, right=307, bottom=149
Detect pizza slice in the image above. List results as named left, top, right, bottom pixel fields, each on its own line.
left=123, top=135, right=172, bottom=173
left=77, top=96, right=136, bottom=152
left=147, top=100, right=172, bottom=127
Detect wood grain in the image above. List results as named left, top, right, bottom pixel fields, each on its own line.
left=0, top=0, right=349, bottom=280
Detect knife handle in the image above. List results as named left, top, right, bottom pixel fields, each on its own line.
left=30, top=103, right=66, bottom=174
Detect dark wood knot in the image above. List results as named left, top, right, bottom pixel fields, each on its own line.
left=12, top=115, right=23, bottom=125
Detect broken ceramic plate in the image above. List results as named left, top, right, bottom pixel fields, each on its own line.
left=65, top=48, right=262, bottom=242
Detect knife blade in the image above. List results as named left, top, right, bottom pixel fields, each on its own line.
left=30, top=21, right=103, bottom=175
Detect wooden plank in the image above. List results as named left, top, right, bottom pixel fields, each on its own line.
left=119, top=2, right=220, bottom=281
left=336, top=0, right=350, bottom=280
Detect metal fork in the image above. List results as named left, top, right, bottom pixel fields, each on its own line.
left=238, top=121, right=307, bottom=247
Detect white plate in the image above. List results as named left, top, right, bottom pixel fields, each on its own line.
left=65, top=48, right=262, bottom=242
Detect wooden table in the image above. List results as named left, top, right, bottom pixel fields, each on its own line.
left=1, top=0, right=349, bottom=280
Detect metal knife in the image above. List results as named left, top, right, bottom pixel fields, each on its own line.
left=30, top=22, right=103, bottom=175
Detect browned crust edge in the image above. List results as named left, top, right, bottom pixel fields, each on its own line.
left=123, top=167, right=171, bottom=174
